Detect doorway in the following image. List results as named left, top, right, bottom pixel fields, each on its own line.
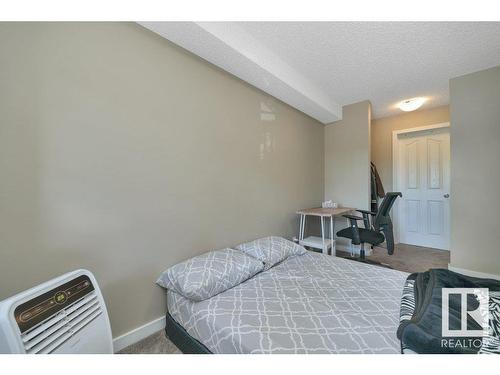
left=393, top=123, right=450, bottom=250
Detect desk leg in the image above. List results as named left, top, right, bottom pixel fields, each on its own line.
left=300, top=214, right=306, bottom=241
left=298, top=214, right=303, bottom=242
left=330, top=216, right=335, bottom=256
left=321, top=216, right=326, bottom=254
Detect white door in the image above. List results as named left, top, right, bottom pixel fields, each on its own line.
left=397, top=127, right=450, bottom=250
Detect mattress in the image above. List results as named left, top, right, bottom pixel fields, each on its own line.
left=167, top=252, right=408, bottom=354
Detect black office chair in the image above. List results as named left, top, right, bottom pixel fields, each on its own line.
left=336, top=192, right=402, bottom=265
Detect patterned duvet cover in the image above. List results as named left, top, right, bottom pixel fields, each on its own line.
left=167, top=251, right=408, bottom=353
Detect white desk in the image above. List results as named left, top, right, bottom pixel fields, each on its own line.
left=296, top=207, right=353, bottom=256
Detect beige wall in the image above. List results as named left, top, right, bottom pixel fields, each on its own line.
left=325, top=101, right=371, bottom=210
left=449, top=65, right=500, bottom=276
left=371, top=105, right=450, bottom=191
left=0, top=23, right=325, bottom=337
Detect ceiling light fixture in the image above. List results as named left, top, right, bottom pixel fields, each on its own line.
left=398, top=97, right=427, bottom=112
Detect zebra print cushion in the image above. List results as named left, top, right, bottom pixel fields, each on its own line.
left=479, top=292, right=500, bottom=354
left=399, top=276, right=416, bottom=353
left=399, top=278, right=416, bottom=323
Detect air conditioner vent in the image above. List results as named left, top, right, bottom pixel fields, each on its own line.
left=21, top=291, right=102, bottom=354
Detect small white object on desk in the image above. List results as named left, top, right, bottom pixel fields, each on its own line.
left=321, top=200, right=338, bottom=208
left=296, top=207, right=353, bottom=256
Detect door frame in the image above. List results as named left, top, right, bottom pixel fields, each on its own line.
left=392, top=122, right=450, bottom=245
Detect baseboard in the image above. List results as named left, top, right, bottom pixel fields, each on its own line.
left=448, top=265, right=500, bottom=281
left=335, top=243, right=373, bottom=256
left=113, top=315, right=166, bottom=353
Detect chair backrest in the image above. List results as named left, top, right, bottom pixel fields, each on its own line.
left=373, top=192, right=402, bottom=229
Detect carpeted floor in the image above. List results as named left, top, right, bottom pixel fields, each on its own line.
left=337, top=242, right=450, bottom=273
left=118, top=243, right=450, bottom=354
left=117, top=330, right=181, bottom=354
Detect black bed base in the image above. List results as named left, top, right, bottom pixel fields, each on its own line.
left=165, top=312, right=212, bottom=354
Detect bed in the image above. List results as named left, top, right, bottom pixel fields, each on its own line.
left=165, top=251, right=408, bottom=354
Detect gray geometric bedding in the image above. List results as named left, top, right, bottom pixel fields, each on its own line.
left=167, top=252, right=408, bottom=353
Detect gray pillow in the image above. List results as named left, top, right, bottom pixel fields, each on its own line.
left=235, top=236, right=307, bottom=270
left=156, top=248, right=264, bottom=301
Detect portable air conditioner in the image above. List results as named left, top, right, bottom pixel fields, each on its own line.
left=0, top=269, right=113, bottom=354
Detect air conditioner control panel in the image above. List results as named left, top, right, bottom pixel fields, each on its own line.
left=14, top=275, right=95, bottom=333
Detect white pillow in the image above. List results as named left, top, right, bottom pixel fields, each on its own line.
left=157, top=248, right=264, bottom=301
left=235, top=236, right=306, bottom=270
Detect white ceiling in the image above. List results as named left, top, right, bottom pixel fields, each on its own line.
left=141, top=22, right=500, bottom=122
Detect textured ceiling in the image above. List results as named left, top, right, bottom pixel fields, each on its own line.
left=142, top=22, right=500, bottom=121
left=140, top=22, right=342, bottom=123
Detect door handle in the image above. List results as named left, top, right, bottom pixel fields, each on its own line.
left=444, top=194, right=450, bottom=198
